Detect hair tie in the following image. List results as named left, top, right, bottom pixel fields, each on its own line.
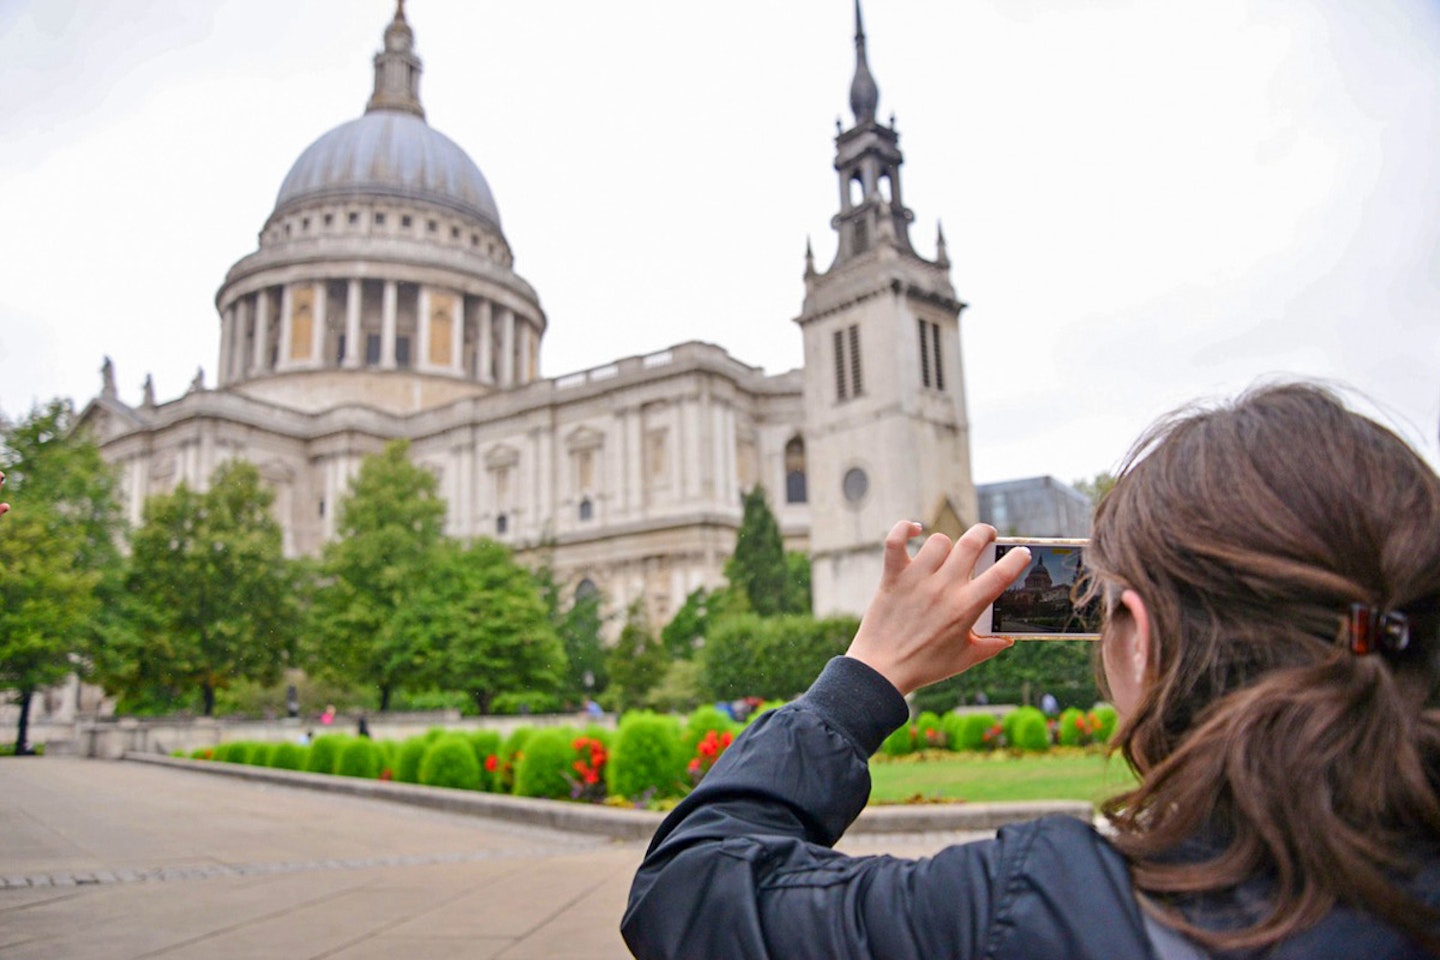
left=1348, top=603, right=1410, bottom=656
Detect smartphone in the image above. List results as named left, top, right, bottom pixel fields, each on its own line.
left=973, top=538, right=1100, bottom=640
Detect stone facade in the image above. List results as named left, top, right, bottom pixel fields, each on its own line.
left=80, top=3, right=975, bottom=625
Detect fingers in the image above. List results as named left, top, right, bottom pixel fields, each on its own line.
left=880, top=521, right=922, bottom=583
left=941, top=523, right=998, bottom=577
left=911, top=532, right=953, bottom=574
left=969, top=544, right=1032, bottom=612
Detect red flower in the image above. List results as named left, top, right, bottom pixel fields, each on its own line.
left=484, top=754, right=499, bottom=772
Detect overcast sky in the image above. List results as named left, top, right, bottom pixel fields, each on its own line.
left=2, top=0, right=1437, bottom=484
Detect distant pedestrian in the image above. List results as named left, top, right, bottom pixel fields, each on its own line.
left=320, top=704, right=336, bottom=726
left=1040, top=692, right=1059, bottom=716
left=357, top=715, right=370, bottom=738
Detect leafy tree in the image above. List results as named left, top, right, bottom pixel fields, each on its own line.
left=661, top=587, right=712, bottom=660
left=0, top=399, right=124, bottom=751
left=724, top=486, right=794, bottom=616
left=308, top=441, right=446, bottom=710
left=913, top=639, right=1099, bottom=714
left=0, top=506, right=99, bottom=753
left=124, top=460, right=294, bottom=715
left=535, top=558, right=607, bottom=702
left=1072, top=471, right=1117, bottom=509
left=395, top=538, right=563, bottom=715
left=605, top=600, right=667, bottom=711
left=784, top=551, right=812, bottom=615
left=701, top=613, right=858, bottom=701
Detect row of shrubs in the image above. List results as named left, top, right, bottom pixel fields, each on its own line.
left=183, top=701, right=1117, bottom=802
left=880, top=705, right=1118, bottom=756
left=182, top=703, right=773, bottom=803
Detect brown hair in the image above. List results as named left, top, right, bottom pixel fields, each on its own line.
left=1084, top=383, right=1440, bottom=952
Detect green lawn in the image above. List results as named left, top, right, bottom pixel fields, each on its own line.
left=868, top=751, right=1136, bottom=806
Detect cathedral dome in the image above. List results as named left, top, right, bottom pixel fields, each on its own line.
left=273, top=111, right=502, bottom=231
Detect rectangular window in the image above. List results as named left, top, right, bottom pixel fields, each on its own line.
left=919, top=318, right=932, bottom=388
left=833, top=329, right=848, bottom=401
left=365, top=334, right=382, bottom=365
left=395, top=336, right=412, bottom=368
left=848, top=324, right=863, bottom=397
left=336, top=334, right=346, bottom=364
left=931, top=321, right=945, bottom=392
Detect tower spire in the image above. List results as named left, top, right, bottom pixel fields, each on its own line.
left=366, top=0, right=425, bottom=119
left=848, top=0, right=879, bottom=126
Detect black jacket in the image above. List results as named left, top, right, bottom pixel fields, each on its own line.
left=623, top=657, right=1439, bottom=959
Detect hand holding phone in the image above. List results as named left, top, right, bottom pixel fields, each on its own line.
left=973, top=538, right=1099, bottom=640
left=845, top=522, right=1033, bottom=696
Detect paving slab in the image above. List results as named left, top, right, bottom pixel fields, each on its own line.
left=0, top=757, right=1003, bottom=959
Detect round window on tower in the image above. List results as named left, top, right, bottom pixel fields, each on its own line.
left=842, top=467, right=869, bottom=505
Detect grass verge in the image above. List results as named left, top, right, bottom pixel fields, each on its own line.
left=868, top=749, right=1135, bottom=806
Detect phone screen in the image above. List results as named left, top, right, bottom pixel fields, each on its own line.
left=991, top=543, right=1101, bottom=636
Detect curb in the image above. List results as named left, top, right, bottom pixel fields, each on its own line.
left=123, top=753, right=1092, bottom=841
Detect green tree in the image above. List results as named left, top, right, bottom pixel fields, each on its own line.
left=725, top=486, right=801, bottom=617
left=534, top=558, right=607, bottom=703
left=605, top=600, right=667, bottom=711
left=784, top=551, right=812, bottom=615
left=0, top=399, right=124, bottom=751
left=0, top=507, right=99, bottom=753
left=1072, top=471, right=1117, bottom=509
left=125, top=460, right=294, bottom=715
left=308, top=441, right=446, bottom=710
left=397, top=538, right=563, bottom=715
left=660, top=587, right=712, bottom=660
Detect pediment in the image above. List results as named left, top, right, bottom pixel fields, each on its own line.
left=564, top=425, right=605, bottom=452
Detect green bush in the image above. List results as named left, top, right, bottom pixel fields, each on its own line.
left=1002, top=707, right=1046, bottom=745
left=336, top=738, right=385, bottom=779
left=1093, top=704, right=1119, bottom=743
left=683, top=705, right=738, bottom=751
left=270, top=742, right=307, bottom=770
left=464, top=730, right=504, bottom=791
left=608, top=712, right=684, bottom=800
left=494, top=727, right=535, bottom=793
left=424, top=726, right=449, bottom=743
left=223, top=742, right=253, bottom=764
left=419, top=735, right=482, bottom=790
left=247, top=743, right=275, bottom=766
left=394, top=737, right=430, bottom=784
left=190, top=745, right=216, bottom=760
left=881, top=722, right=917, bottom=757
left=914, top=711, right=947, bottom=750
left=1011, top=711, right=1052, bottom=752
left=944, top=712, right=998, bottom=752
left=305, top=735, right=347, bottom=775
left=513, top=729, right=577, bottom=800
left=1056, top=707, right=1088, bottom=747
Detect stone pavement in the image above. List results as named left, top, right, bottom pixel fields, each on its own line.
left=0, top=758, right=993, bottom=959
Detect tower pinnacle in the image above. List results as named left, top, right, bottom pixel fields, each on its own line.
left=366, top=0, right=425, bottom=119
left=848, top=0, right=879, bottom=125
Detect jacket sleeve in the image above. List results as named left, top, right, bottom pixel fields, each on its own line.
left=621, top=656, right=1007, bottom=960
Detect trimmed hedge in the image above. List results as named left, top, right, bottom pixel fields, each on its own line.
left=881, top=723, right=917, bottom=757
left=1093, top=704, right=1118, bottom=742
left=246, top=743, right=275, bottom=766
left=466, top=730, right=503, bottom=791
left=914, top=711, right=946, bottom=750
left=944, top=712, right=998, bottom=752
left=394, top=737, right=429, bottom=784
left=336, top=738, right=385, bottom=779
left=305, top=735, right=347, bottom=774
left=1011, top=711, right=1051, bottom=752
left=513, top=729, right=576, bottom=800
left=270, top=742, right=307, bottom=770
left=682, top=705, right=737, bottom=751
left=608, top=712, right=684, bottom=800
left=419, top=735, right=481, bottom=790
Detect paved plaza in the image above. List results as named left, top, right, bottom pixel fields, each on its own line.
left=0, top=759, right=990, bottom=959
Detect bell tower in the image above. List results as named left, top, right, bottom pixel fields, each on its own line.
left=797, top=1, right=978, bottom=616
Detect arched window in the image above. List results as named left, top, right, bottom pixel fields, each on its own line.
left=785, top=436, right=808, bottom=504
left=579, top=497, right=593, bottom=522
left=849, top=173, right=865, bottom=207
left=496, top=513, right=508, bottom=535
left=575, top=578, right=599, bottom=603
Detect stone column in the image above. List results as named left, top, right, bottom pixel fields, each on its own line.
left=311, top=281, right=327, bottom=367
left=417, top=285, right=431, bottom=371
left=344, top=279, right=361, bottom=368
left=234, top=297, right=252, bottom=381
left=501, top=307, right=516, bottom=387
left=252, top=290, right=270, bottom=373
left=278, top=284, right=294, bottom=369
left=218, top=304, right=236, bottom=386
left=477, top=299, right=493, bottom=384
left=450, top=292, right=464, bottom=374
left=381, top=280, right=397, bottom=369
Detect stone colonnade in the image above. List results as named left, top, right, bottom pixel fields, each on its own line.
left=218, top=279, right=539, bottom=388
